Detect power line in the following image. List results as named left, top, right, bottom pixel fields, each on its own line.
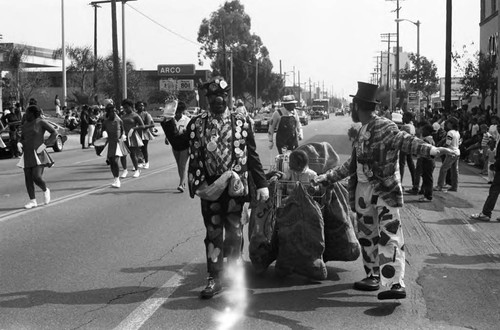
left=126, top=3, right=200, bottom=47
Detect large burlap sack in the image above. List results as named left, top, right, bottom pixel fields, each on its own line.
left=248, top=177, right=279, bottom=274
left=322, top=182, right=360, bottom=262
left=275, top=182, right=327, bottom=280
left=296, top=142, right=340, bottom=175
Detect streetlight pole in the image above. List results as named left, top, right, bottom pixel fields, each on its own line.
left=61, top=0, right=67, bottom=107
left=229, top=50, right=233, bottom=110
left=396, top=18, right=421, bottom=114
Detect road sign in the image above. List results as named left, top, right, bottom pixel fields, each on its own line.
left=157, top=64, right=195, bottom=76
left=159, top=79, right=195, bottom=92
left=159, top=79, right=177, bottom=92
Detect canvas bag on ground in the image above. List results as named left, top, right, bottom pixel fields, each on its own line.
left=322, top=181, right=360, bottom=262
left=248, top=177, right=279, bottom=274
left=275, top=182, right=327, bottom=280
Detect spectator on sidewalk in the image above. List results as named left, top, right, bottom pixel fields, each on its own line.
left=415, top=124, right=436, bottom=202
left=471, top=127, right=500, bottom=222
left=400, top=112, right=417, bottom=194
left=80, top=105, right=90, bottom=149
left=434, top=116, right=461, bottom=192
left=487, top=137, right=496, bottom=184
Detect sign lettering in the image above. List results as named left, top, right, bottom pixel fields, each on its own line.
left=157, top=64, right=195, bottom=76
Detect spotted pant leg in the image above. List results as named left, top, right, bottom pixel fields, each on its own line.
left=376, top=198, right=405, bottom=288
left=201, top=198, right=225, bottom=278
left=354, top=182, right=380, bottom=278
left=223, top=198, right=244, bottom=264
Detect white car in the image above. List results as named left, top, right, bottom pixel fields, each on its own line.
left=391, top=112, right=403, bottom=127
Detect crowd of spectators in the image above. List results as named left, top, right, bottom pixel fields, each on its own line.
left=388, top=103, right=499, bottom=194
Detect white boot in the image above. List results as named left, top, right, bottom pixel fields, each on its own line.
left=24, top=199, right=38, bottom=209
left=44, top=188, right=51, bottom=205
left=111, top=178, right=121, bottom=188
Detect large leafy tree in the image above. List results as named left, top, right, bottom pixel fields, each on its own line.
left=400, top=53, right=440, bottom=108
left=453, top=50, right=496, bottom=108
left=197, top=0, right=283, bottom=105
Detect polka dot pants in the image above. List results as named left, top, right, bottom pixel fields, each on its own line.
left=201, top=192, right=244, bottom=278
left=355, top=182, right=405, bottom=288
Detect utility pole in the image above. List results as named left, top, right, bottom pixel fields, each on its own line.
left=309, top=78, right=312, bottom=105
left=90, top=2, right=100, bottom=92
left=90, top=0, right=137, bottom=103
left=111, top=0, right=120, bottom=103
left=386, top=0, right=404, bottom=90
left=381, top=33, right=396, bottom=91
left=445, top=0, right=452, bottom=112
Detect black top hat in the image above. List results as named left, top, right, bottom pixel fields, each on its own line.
left=201, top=76, right=230, bottom=96
left=349, top=81, right=380, bottom=104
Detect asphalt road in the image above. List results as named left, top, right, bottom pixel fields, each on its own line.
left=0, top=114, right=499, bottom=330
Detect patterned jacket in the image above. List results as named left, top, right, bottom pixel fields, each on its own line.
left=324, top=115, right=435, bottom=209
left=162, top=110, right=268, bottom=199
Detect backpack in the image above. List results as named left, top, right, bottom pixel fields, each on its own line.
left=276, top=109, right=298, bottom=149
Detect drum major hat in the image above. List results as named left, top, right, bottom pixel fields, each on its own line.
left=349, top=81, right=380, bottom=104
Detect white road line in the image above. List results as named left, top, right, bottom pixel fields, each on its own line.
left=114, top=259, right=199, bottom=330
left=0, top=164, right=177, bottom=223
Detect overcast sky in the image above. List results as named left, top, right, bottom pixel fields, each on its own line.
left=0, top=0, right=479, bottom=99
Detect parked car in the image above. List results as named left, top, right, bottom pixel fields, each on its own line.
left=253, top=108, right=274, bottom=132
left=0, top=120, right=68, bottom=156
left=297, top=109, right=309, bottom=126
left=310, top=106, right=329, bottom=120
left=391, top=112, right=403, bottom=128
left=335, top=108, right=345, bottom=116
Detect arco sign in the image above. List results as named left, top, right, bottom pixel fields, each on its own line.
left=157, top=64, right=195, bottom=76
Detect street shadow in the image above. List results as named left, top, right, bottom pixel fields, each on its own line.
left=0, top=263, right=202, bottom=309
left=424, top=253, right=500, bottom=265
left=160, top=261, right=400, bottom=329
left=405, top=192, right=473, bottom=212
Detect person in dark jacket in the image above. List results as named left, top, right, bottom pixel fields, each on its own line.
left=161, top=76, right=269, bottom=299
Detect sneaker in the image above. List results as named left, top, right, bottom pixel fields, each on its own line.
left=88, top=144, right=95, bottom=148
left=24, top=200, right=38, bottom=209
left=111, top=178, right=121, bottom=188
left=433, top=186, right=447, bottom=192
left=405, top=187, right=419, bottom=195
left=200, top=277, right=223, bottom=299
left=353, top=276, right=380, bottom=291
left=120, top=169, right=128, bottom=178
left=137, top=163, right=144, bottom=168
left=377, top=283, right=406, bottom=300
left=177, top=184, right=185, bottom=193
left=133, top=170, right=140, bottom=178
left=44, top=188, right=51, bottom=205
left=470, top=213, right=491, bottom=221
left=143, top=162, right=150, bottom=169
left=447, top=187, right=458, bottom=192
left=419, top=196, right=432, bottom=202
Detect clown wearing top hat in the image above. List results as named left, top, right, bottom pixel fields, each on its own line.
left=314, top=82, right=453, bottom=300
left=161, top=76, right=269, bottom=299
